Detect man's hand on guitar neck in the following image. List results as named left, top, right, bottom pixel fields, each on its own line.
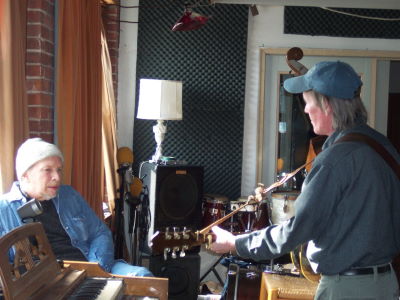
left=209, top=226, right=238, bottom=255
left=253, top=183, right=267, bottom=202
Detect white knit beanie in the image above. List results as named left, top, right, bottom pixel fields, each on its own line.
left=16, top=138, right=64, bottom=180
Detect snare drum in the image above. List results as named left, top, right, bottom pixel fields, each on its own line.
left=230, top=198, right=258, bottom=233
left=270, top=191, right=299, bottom=225
left=202, top=194, right=229, bottom=228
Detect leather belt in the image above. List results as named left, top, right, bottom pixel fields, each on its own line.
left=339, top=264, right=391, bottom=276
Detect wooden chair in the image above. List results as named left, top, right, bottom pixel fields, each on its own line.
left=0, top=222, right=168, bottom=300
left=0, top=222, right=62, bottom=300
left=259, top=273, right=318, bottom=300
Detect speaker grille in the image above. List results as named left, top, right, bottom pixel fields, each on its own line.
left=139, top=162, right=203, bottom=254
left=159, top=169, right=198, bottom=221
left=149, top=254, right=200, bottom=300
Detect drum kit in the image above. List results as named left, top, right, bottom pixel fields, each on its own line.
left=201, top=191, right=299, bottom=234
left=197, top=48, right=322, bottom=286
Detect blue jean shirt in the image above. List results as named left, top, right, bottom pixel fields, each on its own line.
left=0, top=182, right=153, bottom=277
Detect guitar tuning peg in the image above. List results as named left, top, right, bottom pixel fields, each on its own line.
left=165, top=227, right=172, bottom=240
left=205, top=234, right=213, bottom=249
left=163, top=247, right=170, bottom=260
left=173, top=227, right=181, bottom=240
left=182, top=227, right=190, bottom=239
left=171, top=246, right=180, bottom=259
left=182, top=226, right=190, bottom=240
left=180, top=245, right=188, bottom=257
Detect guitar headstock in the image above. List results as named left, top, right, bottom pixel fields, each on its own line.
left=150, top=227, right=213, bottom=260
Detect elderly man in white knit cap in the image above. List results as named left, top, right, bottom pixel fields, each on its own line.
left=0, top=138, right=153, bottom=277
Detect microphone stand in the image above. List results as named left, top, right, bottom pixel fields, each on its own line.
left=126, top=189, right=141, bottom=265
left=114, top=164, right=131, bottom=259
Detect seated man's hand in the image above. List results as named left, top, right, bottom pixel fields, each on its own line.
left=209, top=226, right=237, bottom=255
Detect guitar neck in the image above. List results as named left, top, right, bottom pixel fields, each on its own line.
left=150, top=230, right=215, bottom=256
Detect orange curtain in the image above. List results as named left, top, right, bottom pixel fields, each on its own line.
left=55, top=0, right=103, bottom=217
left=101, top=28, right=120, bottom=221
left=0, top=0, right=29, bottom=194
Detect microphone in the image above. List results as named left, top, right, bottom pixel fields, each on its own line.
left=117, top=147, right=135, bottom=183
left=125, top=177, right=143, bottom=206
left=17, top=199, right=43, bottom=223
left=117, top=147, right=134, bottom=166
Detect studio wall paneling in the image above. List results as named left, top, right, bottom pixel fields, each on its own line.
left=284, top=6, right=400, bottom=39
left=133, top=0, right=249, bottom=201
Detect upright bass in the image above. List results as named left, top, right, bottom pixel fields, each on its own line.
left=285, top=47, right=323, bottom=283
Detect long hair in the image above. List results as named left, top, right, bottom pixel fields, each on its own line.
left=313, top=91, right=368, bottom=131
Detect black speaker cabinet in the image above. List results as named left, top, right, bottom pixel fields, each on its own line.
left=149, top=254, right=200, bottom=300
left=139, top=162, right=204, bottom=254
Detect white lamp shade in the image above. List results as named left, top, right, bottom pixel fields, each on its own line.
left=137, top=79, right=183, bottom=120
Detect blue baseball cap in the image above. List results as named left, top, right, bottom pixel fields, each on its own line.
left=283, top=61, right=362, bottom=99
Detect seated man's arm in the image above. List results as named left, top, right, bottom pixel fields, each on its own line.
left=56, top=186, right=153, bottom=277
left=56, top=186, right=115, bottom=271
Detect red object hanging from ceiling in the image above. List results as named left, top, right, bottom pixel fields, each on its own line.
left=172, top=8, right=209, bottom=31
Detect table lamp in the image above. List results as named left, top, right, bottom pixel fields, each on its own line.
left=137, top=79, right=183, bottom=162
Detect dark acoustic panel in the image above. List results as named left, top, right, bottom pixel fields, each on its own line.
left=139, top=162, right=203, bottom=254
left=133, top=1, right=248, bottom=201
left=149, top=254, right=201, bottom=300
left=284, top=6, right=400, bottom=39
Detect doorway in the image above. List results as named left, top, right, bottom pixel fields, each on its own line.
left=388, top=61, right=400, bottom=153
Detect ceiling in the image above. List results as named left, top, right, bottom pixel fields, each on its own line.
left=211, top=0, right=400, bottom=9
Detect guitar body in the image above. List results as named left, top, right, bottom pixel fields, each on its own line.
left=224, top=264, right=261, bottom=300
left=290, top=244, right=321, bottom=283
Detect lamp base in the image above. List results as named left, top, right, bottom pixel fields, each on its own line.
left=151, top=120, right=167, bottom=162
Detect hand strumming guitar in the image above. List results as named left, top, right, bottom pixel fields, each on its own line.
left=209, top=226, right=238, bottom=255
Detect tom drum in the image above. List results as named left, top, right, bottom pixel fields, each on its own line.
left=229, top=198, right=258, bottom=233
left=270, top=191, right=299, bottom=225
left=202, top=194, right=229, bottom=228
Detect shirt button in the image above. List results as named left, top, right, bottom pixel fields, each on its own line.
left=65, top=226, right=69, bottom=229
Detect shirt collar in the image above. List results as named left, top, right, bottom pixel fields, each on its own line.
left=9, top=182, right=29, bottom=203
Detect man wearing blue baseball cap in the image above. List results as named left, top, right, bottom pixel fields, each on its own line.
left=209, top=61, right=400, bottom=299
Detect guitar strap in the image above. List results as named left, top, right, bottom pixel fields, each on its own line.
left=335, top=132, right=400, bottom=285
left=335, top=132, right=400, bottom=179
left=295, top=133, right=400, bottom=282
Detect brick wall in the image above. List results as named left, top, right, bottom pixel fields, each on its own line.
left=102, top=3, right=120, bottom=100
left=26, top=0, right=56, bottom=143
left=25, top=0, right=121, bottom=143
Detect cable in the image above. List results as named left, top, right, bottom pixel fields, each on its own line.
left=321, top=7, right=400, bottom=22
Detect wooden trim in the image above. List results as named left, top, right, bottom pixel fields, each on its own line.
left=261, top=48, right=400, bottom=60
left=369, top=59, right=377, bottom=128
left=101, top=0, right=117, bottom=4
left=256, top=49, right=267, bottom=183
left=257, top=47, right=400, bottom=184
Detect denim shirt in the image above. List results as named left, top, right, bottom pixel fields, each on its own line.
left=235, top=124, right=400, bottom=275
left=0, top=182, right=153, bottom=277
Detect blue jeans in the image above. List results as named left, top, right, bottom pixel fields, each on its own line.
left=111, top=260, right=154, bottom=277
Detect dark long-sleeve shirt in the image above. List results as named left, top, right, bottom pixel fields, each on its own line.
left=235, top=124, right=400, bottom=275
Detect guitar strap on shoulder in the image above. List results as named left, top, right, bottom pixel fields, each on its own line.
left=335, top=132, right=400, bottom=180
left=335, top=134, right=400, bottom=286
